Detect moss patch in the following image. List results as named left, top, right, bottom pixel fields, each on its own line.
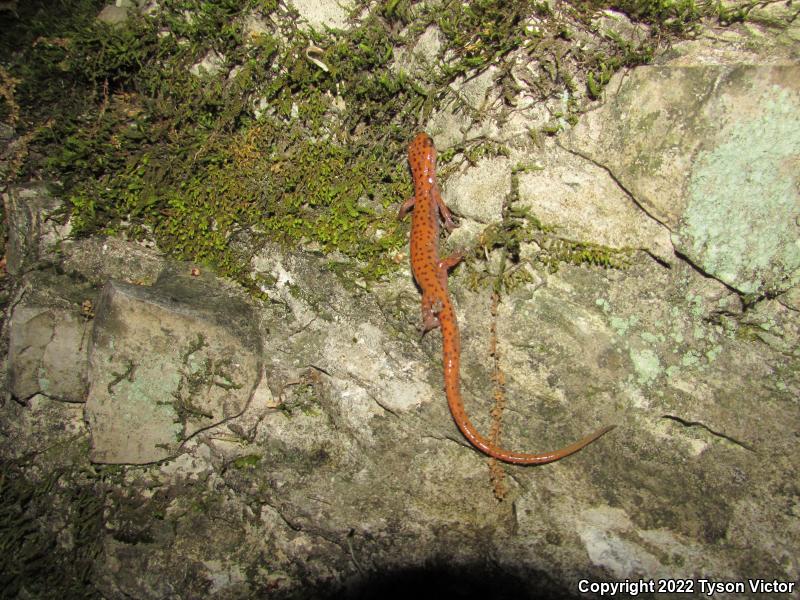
left=0, top=459, right=106, bottom=599
left=0, top=0, right=741, bottom=290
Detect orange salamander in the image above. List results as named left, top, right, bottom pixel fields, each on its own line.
left=399, top=131, right=615, bottom=464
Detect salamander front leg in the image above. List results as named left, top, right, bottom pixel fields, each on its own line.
left=439, top=252, right=463, bottom=271
left=431, top=186, right=458, bottom=232
left=398, top=196, right=416, bottom=220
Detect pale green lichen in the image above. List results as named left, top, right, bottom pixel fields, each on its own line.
left=692, top=324, right=706, bottom=341
left=641, top=331, right=664, bottom=344
left=681, top=350, right=700, bottom=367
left=595, top=297, right=611, bottom=312
left=705, top=345, right=721, bottom=363
left=675, top=85, right=800, bottom=296
left=610, top=315, right=638, bottom=337
left=630, top=347, right=661, bottom=385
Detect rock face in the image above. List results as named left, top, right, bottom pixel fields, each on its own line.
left=6, top=270, right=99, bottom=404
left=567, top=65, right=800, bottom=296
left=8, top=281, right=92, bottom=403
left=3, top=184, right=70, bottom=276
left=1, top=4, right=799, bottom=600
left=85, top=271, right=262, bottom=464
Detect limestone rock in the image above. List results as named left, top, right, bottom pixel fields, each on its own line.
left=7, top=271, right=97, bottom=403
left=518, top=145, right=674, bottom=263
left=60, top=236, right=165, bottom=287
left=9, top=306, right=88, bottom=403
left=290, top=0, right=351, bottom=31
left=85, top=270, right=262, bottom=464
left=392, top=25, right=444, bottom=80
left=444, top=156, right=511, bottom=223
left=189, top=50, right=226, bottom=77
left=3, top=184, right=71, bottom=276
left=566, top=65, right=800, bottom=296
left=96, top=4, right=129, bottom=25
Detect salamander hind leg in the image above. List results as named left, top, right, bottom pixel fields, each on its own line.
left=420, top=292, right=441, bottom=335
left=436, top=251, right=464, bottom=292
left=439, top=251, right=464, bottom=272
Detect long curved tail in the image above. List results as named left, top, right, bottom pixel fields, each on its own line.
left=439, top=304, right=615, bottom=465
left=448, top=402, right=615, bottom=464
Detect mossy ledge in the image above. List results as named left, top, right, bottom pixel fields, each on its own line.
left=0, top=0, right=740, bottom=290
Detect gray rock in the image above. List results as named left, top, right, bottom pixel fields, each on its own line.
left=444, top=155, right=510, bottom=223
left=592, top=9, right=650, bottom=48
left=8, top=307, right=88, bottom=403
left=96, top=5, right=129, bottom=25
left=189, top=50, right=226, bottom=77
left=0, top=394, right=87, bottom=462
left=60, top=236, right=165, bottom=287
left=85, top=269, right=262, bottom=464
left=3, top=183, right=71, bottom=276
left=393, top=25, right=444, bottom=80
left=518, top=145, right=674, bottom=263
left=7, top=271, right=97, bottom=403
left=566, top=65, right=800, bottom=296
left=290, top=0, right=351, bottom=31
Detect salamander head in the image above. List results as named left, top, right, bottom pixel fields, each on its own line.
left=410, top=131, right=433, bottom=149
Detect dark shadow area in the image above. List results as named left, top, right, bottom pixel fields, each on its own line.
left=316, top=563, right=585, bottom=600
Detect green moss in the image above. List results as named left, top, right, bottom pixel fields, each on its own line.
left=1, top=0, right=736, bottom=293
left=279, top=380, right=322, bottom=417
left=0, top=461, right=105, bottom=599
left=172, top=333, right=243, bottom=424
left=434, top=0, right=550, bottom=77
left=468, top=163, right=631, bottom=294
left=232, top=454, right=263, bottom=469
left=592, top=0, right=711, bottom=33
left=541, top=237, right=632, bottom=270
